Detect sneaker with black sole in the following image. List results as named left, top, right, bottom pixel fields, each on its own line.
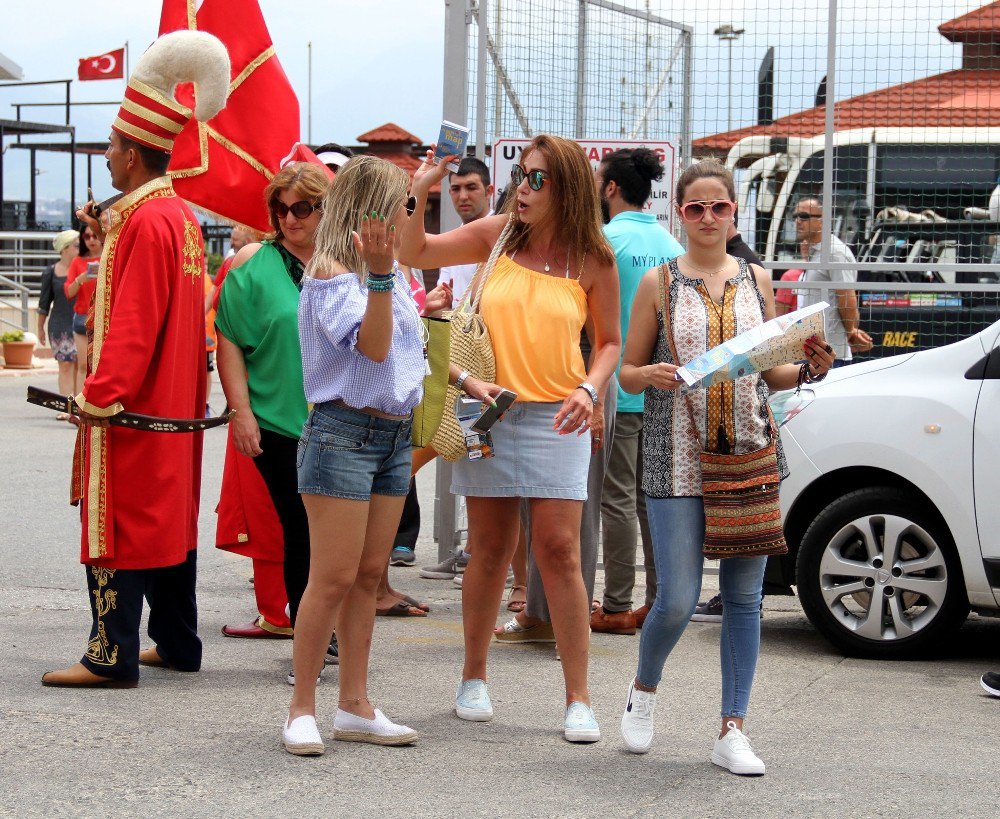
left=690, top=594, right=764, bottom=623
left=981, top=671, right=1000, bottom=698
left=420, top=550, right=470, bottom=580
left=690, top=593, right=723, bottom=623
left=287, top=666, right=325, bottom=686
left=390, top=546, right=416, bottom=567
left=326, top=636, right=339, bottom=666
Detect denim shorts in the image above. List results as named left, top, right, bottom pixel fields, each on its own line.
left=72, top=313, right=87, bottom=335
left=297, top=402, right=412, bottom=500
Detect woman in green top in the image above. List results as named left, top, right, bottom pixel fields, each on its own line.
left=216, top=163, right=330, bottom=679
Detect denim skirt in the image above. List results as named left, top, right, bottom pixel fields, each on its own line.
left=451, top=401, right=590, bottom=500
left=297, top=402, right=412, bottom=501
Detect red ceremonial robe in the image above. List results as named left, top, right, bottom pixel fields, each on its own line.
left=72, top=177, right=207, bottom=570
left=215, top=427, right=283, bottom=560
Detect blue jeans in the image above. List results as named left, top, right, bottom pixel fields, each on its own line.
left=636, top=496, right=767, bottom=719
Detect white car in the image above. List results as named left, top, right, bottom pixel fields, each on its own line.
left=771, top=320, right=1000, bottom=658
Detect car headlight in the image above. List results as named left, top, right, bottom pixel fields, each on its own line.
left=768, top=387, right=815, bottom=427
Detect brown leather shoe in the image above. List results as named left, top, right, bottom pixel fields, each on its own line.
left=41, top=662, right=138, bottom=689
left=632, top=604, right=651, bottom=629
left=222, top=617, right=293, bottom=639
left=590, top=607, right=636, bottom=635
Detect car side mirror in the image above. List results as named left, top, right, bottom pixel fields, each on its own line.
left=964, top=349, right=1000, bottom=380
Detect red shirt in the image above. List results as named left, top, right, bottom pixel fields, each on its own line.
left=65, top=255, right=100, bottom=315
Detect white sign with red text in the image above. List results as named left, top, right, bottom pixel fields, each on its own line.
left=491, top=138, right=677, bottom=232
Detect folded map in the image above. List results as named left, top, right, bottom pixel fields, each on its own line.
left=676, top=302, right=828, bottom=389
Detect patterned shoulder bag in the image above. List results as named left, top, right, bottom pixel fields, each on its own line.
left=657, top=263, right=788, bottom=559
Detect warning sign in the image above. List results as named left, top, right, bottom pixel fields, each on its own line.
left=491, top=138, right=677, bottom=231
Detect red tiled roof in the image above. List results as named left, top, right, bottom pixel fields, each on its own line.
left=693, top=69, right=1000, bottom=154
left=939, top=1, right=1000, bottom=42
left=356, top=122, right=422, bottom=144
left=368, top=150, right=441, bottom=194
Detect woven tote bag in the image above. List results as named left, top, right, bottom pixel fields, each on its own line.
left=428, top=216, right=515, bottom=461
left=657, top=264, right=788, bottom=560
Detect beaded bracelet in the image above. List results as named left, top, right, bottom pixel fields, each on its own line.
left=366, top=272, right=395, bottom=293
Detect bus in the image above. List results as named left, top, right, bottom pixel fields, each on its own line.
left=725, top=127, right=1000, bottom=262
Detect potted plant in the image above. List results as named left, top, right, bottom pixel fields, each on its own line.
left=1, top=330, right=35, bottom=369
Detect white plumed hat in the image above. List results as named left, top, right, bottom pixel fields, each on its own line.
left=112, top=30, right=230, bottom=154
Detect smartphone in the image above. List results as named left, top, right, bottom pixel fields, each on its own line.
left=471, top=389, right=517, bottom=435
left=85, top=261, right=99, bottom=279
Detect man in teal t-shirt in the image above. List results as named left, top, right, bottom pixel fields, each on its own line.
left=592, top=148, right=683, bottom=635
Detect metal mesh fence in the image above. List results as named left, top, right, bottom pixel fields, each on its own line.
left=447, top=0, right=1000, bottom=361
left=461, top=1, right=691, bottom=163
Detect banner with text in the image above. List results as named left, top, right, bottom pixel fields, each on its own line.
left=492, top=139, right=677, bottom=232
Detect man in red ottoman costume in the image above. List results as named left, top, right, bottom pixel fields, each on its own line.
left=42, top=30, right=231, bottom=688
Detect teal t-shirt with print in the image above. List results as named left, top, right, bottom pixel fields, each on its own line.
left=604, top=212, right=684, bottom=412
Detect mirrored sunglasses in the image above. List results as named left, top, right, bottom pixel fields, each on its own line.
left=510, top=164, right=547, bottom=191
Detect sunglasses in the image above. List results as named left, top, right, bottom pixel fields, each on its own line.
left=678, top=199, right=736, bottom=222
left=273, top=200, right=321, bottom=220
left=793, top=211, right=821, bottom=221
left=510, top=164, right=548, bottom=191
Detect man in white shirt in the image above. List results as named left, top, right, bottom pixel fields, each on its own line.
left=437, top=157, right=494, bottom=306
left=794, top=197, right=873, bottom=363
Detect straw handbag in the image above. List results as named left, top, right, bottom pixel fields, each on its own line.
left=429, top=216, right=515, bottom=461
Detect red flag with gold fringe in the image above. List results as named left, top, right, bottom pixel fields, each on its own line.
left=159, top=0, right=300, bottom=232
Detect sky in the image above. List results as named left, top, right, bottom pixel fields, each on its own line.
left=0, top=0, right=984, bottom=211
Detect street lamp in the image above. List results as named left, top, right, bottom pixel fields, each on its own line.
left=714, top=24, right=745, bottom=132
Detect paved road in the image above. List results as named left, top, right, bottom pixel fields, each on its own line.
left=1, top=372, right=996, bottom=817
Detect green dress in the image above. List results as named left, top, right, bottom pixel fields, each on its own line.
left=215, top=241, right=308, bottom=440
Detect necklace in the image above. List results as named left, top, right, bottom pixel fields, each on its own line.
left=682, top=258, right=729, bottom=278
left=530, top=245, right=558, bottom=273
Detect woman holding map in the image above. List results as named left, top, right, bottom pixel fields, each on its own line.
left=616, top=160, right=834, bottom=775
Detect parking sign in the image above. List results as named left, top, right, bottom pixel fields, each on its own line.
left=492, top=138, right=677, bottom=232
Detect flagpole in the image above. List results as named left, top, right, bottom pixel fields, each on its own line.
left=124, top=41, right=129, bottom=79
left=307, top=41, right=312, bottom=144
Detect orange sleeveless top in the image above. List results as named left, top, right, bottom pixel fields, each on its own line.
left=479, top=254, right=588, bottom=403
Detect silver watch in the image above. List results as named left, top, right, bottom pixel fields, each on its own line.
left=577, top=382, right=599, bottom=404
left=455, top=370, right=471, bottom=392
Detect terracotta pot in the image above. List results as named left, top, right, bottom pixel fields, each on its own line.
left=2, top=340, right=35, bottom=369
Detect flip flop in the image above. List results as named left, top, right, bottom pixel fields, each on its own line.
left=506, top=584, right=527, bottom=613
left=375, top=601, right=427, bottom=617
left=398, top=593, right=430, bottom=613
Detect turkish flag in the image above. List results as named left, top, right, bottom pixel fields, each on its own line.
left=159, top=0, right=301, bottom=233
left=78, top=48, right=125, bottom=81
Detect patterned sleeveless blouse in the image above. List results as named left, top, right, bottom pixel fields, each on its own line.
left=642, top=257, right=788, bottom=498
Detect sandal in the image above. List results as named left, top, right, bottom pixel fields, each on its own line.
left=591, top=598, right=601, bottom=613
left=396, top=593, right=430, bottom=613
left=375, top=600, right=427, bottom=617
left=506, top=584, right=527, bottom=612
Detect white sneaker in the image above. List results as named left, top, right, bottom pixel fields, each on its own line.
left=282, top=715, right=325, bottom=756
left=620, top=680, right=656, bottom=754
left=452, top=573, right=464, bottom=589
left=563, top=701, right=601, bottom=743
left=711, top=721, right=765, bottom=775
left=455, top=678, right=494, bottom=721
left=333, top=708, right=418, bottom=746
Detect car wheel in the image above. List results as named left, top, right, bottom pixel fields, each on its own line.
left=796, top=487, right=969, bottom=659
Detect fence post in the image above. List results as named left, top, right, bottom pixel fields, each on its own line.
left=819, top=0, right=838, bottom=273
left=574, top=0, right=587, bottom=138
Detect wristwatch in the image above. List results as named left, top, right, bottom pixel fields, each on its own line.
left=577, top=382, right=599, bottom=404
left=455, top=370, right=471, bottom=392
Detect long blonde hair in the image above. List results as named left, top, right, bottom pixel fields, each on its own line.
left=307, top=155, right=409, bottom=279
left=500, top=134, right=614, bottom=270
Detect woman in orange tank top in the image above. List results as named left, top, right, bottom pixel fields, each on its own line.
left=400, top=135, right=621, bottom=743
